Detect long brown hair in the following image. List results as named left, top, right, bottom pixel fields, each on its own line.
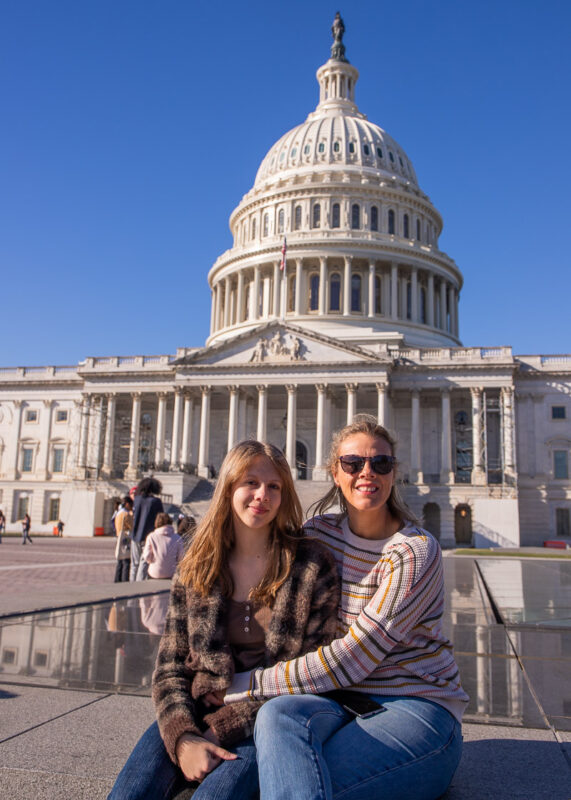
left=178, top=440, right=303, bottom=605
left=311, top=414, right=417, bottom=525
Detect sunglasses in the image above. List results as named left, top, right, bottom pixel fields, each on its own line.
left=338, top=455, right=396, bottom=476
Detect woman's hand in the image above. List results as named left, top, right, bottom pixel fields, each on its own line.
left=203, top=689, right=226, bottom=707
left=175, top=732, right=236, bottom=782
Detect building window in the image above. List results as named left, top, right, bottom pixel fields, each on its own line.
left=52, top=447, right=65, bottom=473
left=278, top=209, right=285, bottom=234
left=388, top=209, right=395, bottom=235
left=48, top=497, right=60, bottom=521
left=55, top=410, right=68, bottom=423
left=376, top=146, right=383, bottom=158
left=363, top=144, right=370, bottom=155
left=251, top=218, right=256, bottom=239
left=331, top=203, right=340, bottom=228
left=333, top=141, right=340, bottom=152
left=370, top=206, right=378, bottom=231
left=330, top=273, right=341, bottom=312
left=351, top=274, right=362, bottom=312
left=294, top=205, right=302, bottom=230
left=554, top=450, right=569, bottom=479
left=552, top=406, right=566, bottom=420
left=34, top=650, right=49, bottom=668
left=25, top=410, right=38, bottom=423
left=2, top=648, right=16, bottom=665
left=263, top=214, right=269, bottom=237
left=312, top=203, right=321, bottom=229
left=304, top=144, right=310, bottom=155
left=349, top=142, right=355, bottom=153
left=21, top=447, right=33, bottom=473
left=309, top=274, right=319, bottom=311
left=17, top=496, right=29, bottom=519
left=416, top=218, right=421, bottom=240
left=374, top=275, right=382, bottom=314
left=351, top=204, right=360, bottom=229
left=318, top=142, right=325, bottom=153
left=389, top=151, right=394, bottom=162
left=556, top=508, right=570, bottom=537
left=403, top=214, right=410, bottom=238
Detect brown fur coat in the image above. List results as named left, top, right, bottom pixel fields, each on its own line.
left=152, top=537, right=340, bottom=760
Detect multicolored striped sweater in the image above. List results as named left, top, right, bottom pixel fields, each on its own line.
left=228, top=515, right=469, bottom=722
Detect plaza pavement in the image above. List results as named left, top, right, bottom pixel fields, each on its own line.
left=0, top=536, right=569, bottom=799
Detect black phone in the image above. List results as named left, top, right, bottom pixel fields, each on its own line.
left=323, top=690, right=386, bottom=719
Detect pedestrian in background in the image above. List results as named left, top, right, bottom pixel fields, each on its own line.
left=143, top=512, right=184, bottom=580
left=130, top=477, right=163, bottom=581
left=21, top=513, right=32, bottom=545
left=56, top=520, right=64, bottom=537
left=0, top=509, right=5, bottom=543
left=114, top=496, right=134, bottom=582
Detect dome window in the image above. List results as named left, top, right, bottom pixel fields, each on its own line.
left=312, top=203, right=321, bottom=229
left=351, top=204, right=360, bottom=230
left=389, top=151, right=395, bottom=163
left=294, top=205, right=302, bottom=231
left=370, top=206, right=379, bottom=232
left=318, top=142, right=325, bottom=154
left=304, top=144, right=311, bottom=155
left=333, top=141, right=340, bottom=153
left=279, top=152, right=285, bottom=163
left=309, top=274, right=319, bottom=311
left=403, top=214, right=410, bottom=239
left=331, top=203, right=340, bottom=229
left=330, top=273, right=341, bottom=312
left=416, top=219, right=421, bottom=241
left=349, top=142, right=355, bottom=154
left=351, top=274, right=362, bottom=312
left=278, top=209, right=285, bottom=234
left=363, top=144, right=370, bottom=155
left=376, top=146, right=383, bottom=159
left=399, top=156, right=404, bottom=167
left=388, top=209, right=395, bottom=235
left=251, top=218, right=256, bottom=239
left=291, top=147, right=297, bottom=157
left=374, top=275, right=382, bottom=314
left=263, top=214, right=269, bottom=237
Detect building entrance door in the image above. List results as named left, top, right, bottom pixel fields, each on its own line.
left=454, top=504, right=472, bottom=545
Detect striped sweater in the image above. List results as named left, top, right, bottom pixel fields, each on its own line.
left=230, top=515, right=469, bottom=722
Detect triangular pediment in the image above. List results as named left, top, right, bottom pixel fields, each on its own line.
left=174, top=321, right=392, bottom=368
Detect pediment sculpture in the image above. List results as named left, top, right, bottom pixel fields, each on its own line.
left=249, top=332, right=306, bottom=363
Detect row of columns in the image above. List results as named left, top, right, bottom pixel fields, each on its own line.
left=211, top=258, right=460, bottom=337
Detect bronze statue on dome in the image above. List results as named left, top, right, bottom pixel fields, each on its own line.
left=331, top=12, right=348, bottom=62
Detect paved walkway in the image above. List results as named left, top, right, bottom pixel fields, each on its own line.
left=0, top=537, right=569, bottom=799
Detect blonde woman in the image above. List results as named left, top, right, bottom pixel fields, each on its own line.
left=109, top=440, right=339, bottom=800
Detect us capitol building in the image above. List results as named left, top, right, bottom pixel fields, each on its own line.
left=1, top=18, right=569, bottom=547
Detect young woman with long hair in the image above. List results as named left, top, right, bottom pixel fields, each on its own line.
left=108, top=440, right=339, bottom=800
left=223, top=416, right=469, bottom=800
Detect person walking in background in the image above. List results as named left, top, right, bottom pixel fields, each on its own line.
left=130, top=477, right=163, bottom=581
left=0, top=509, right=5, bottom=543
left=21, top=513, right=32, bottom=545
left=56, top=519, right=64, bottom=537
left=114, top=496, right=134, bottom=583
left=142, top=513, right=184, bottom=580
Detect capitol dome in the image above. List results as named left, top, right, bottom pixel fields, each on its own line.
left=207, top=22, right=462, bottom=350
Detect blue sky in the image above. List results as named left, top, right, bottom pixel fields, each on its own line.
left=1, top=0, right=569, bottom=366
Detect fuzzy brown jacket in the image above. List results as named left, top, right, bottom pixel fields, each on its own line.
left=152, top=537, right=340, bottom=761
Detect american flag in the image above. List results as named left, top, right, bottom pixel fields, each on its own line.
left=280, top=236, right=287, bottom=270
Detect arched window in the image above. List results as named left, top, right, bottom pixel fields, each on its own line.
left=403, top=214, right=409, bottom=239
left=251, top=217, right=256, bottom=240
left=312, top=203, right=321, bottom=229
left=351, top=274, right=362, bottom=312
left=263, top=214, right=269, bottom=237
left=416, top=218, right=421, bottom=241
left=294, top=205, right=302, bottom=230
left=388, top=209, right=395, bottom=235
left=374, top=275, right=382, bottom=314
left=333, top=141, right=340, bottom=152
left=332, top=203, right=340, bottom=228
left=278, top=209, right=285, bottom=234
left=351, top=204, right=360, bottom=230
left=330, top=273, right=341, bottom=312
left=318, top=142, right=325, bottom=153
left=287, top=276, right=295, bottom=312
left=420, top=286, right=427, bottom=324
left=309, top=274, right=319, bottom=311
left=370, top=206, right=378, bottom=231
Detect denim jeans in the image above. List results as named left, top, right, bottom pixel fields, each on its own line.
left=254, top=694, right=462, bottom=800
left=129, top=541, right=143, bottom=581
left=107, top=721, right=259, bottom=800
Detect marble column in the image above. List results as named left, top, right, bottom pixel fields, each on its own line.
left=154, top=393, right=168, bottom=466
left=318, top=257, right=327, bottom=316
left=294, top=259, right=302, bottom=315
left=368, top=260, right=375, bottom=317
left=40, top=399, right=54, bottom=480
left=427, top=274, right=435, bottom=327
left=236, top=271, right=244, bottom=324
left=272, top=262, right=281, bottom=317
left=440, top=389, right=454, bottom=484
left=171, top=389, right=183, bottom=469
left=450, top=287, right=458, bottom=337
left=210, top=289, right=216, bottom=335
left=126, top=393, right=141, bottom=479
left=223, top=277, right=231, bottom=328
left=253, top=266, right=261, bottom=320
left=214, top=284, right=222, bottom=331
left=227, top=386, right=240, bottom=451
left=343, top=256, right=352, bottom=316
left=410, top=390, right=423, bottom=483
left=376, top=383, right=388, bottom=428
left=79, top=395, right=92, bottom=477
left=313, top=384, right=328, bottom=480
left=470, top=387, right=486, bottom=484
left=256, top=385, right=268, bottom=442
left=197, top=387, right=212, bottom=478
left=102, top=394, right=116, bottom=477
left=7, top=400, right=23, bottom=480
left=400, top=274, right=408, bottom=319
left=285, top=385, right=297, bottom=475
left=440, top=280, right=447, bottom=330
left=502, top=386, right=516, bottom=482
left=346, top=383, right=357, bottom=424
left=411, top=268, right=418, bottom=322
left=390, top=263, right=398, bottom=319
left=181, top=393, right=194, bottom=467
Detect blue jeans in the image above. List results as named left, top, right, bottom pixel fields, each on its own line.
left=108, top=721, right=259, bottom=800
left=254, top=694, right=462, bottom=800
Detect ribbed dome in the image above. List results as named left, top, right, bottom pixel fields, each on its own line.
left=254, top=57, right=418, bottom=189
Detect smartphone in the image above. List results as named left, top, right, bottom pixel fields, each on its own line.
left=323, top=689, right=386, bottom=719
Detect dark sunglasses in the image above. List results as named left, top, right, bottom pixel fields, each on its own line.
left=338, top=455, right=396, bottom=475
